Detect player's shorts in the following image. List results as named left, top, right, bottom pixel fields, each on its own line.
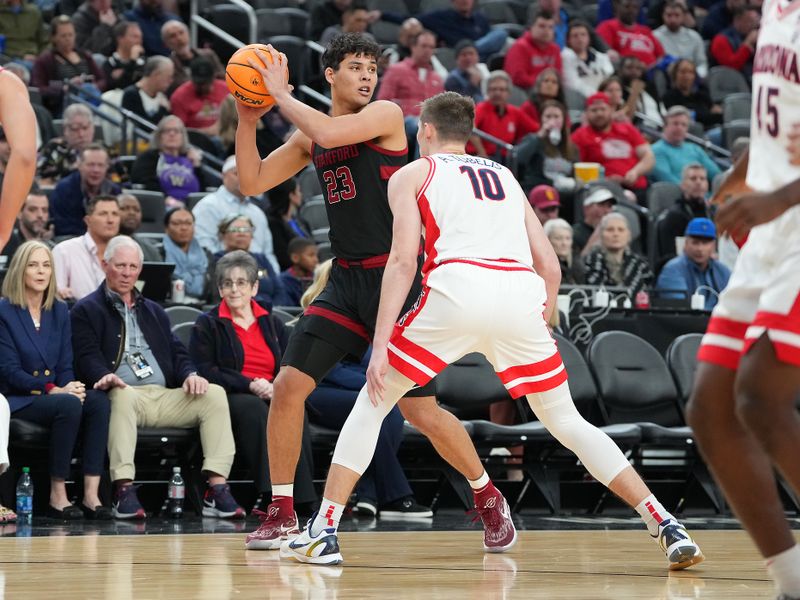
left=698, top=205, right=800, bottom=370
left=282, top=255, right=435, bottom=396
left=388, top=259, right=568, bottom=397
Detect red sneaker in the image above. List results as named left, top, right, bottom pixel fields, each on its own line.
left=475, top=492, right=517, bottom=553
left=245, top=502, right=299, bottom=550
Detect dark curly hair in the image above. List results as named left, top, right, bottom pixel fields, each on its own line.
left=321, top=32, right=380, bottom=72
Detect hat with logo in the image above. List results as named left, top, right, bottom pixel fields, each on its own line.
left=528, top=184, right=560, bottom=209
left=684, top=217, right=716, bottom=239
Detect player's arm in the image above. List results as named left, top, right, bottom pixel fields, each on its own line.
left=716, top=171, right=800, bottom=239
left=252, top=47, right=406, bottom=150
left=523, top=196, right=561, bottom=322
left=0, top=71, right=36, bottom=250
left=366, top=160, right=426, bottom=404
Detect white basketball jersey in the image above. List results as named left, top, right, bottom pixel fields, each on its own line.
left=746, top=0, right=800, bottom=191
left=416, top=153, right=533, bottom=276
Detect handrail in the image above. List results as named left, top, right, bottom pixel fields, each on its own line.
left=189, top=0, right=256, bottom=49
left=634, top=111, right=730, bottom=159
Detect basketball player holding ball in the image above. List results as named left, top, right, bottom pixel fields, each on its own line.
left=235, top=33, right=518, bottom=554
left=687, top=1, right=800, bottom=597
left=0, top=68, right=37, bottom=251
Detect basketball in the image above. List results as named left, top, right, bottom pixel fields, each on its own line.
left=226, top=44, right=287, bottom=108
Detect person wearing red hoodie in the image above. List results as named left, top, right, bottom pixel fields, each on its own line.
left=503, top=9, right=562, bottom=91
left=596, top=0, right=664, bottom=68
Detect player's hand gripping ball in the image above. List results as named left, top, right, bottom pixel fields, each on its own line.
left=226, top=44, right=289, bottom=107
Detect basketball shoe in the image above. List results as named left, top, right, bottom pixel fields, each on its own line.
left=654, top=518, right=704, bottom=570
left=245, top=501, right=300, bottom=550
left=280, top=513, right=344, bottom=565
left=474, top=490, right=517, bottom=553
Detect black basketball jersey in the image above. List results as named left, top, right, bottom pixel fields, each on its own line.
left=311, top=139, right=407, bottom=261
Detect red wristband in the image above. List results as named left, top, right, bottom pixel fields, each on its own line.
left=44, top=383, right=55, bottom=393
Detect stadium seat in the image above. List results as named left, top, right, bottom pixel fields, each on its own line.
left=722, top=92, right=752, bottom=123
left=130, top=189, right=166, bottom=234
left=165, top=305, right=203, bottom=329
left=707, top=66, right=750, bottom=104
left=171, top=322, right=194, bottom=347
left=665, top=333, right=703, bottom=408
left=647, top=181, right=682, bottom=216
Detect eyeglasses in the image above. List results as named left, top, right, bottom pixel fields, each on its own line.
left=221, top=279, right=253, bottom=290
left=227, top=226, right=254, bottom=234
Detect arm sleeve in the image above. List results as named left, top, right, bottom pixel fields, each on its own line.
left=710, top=35, right=753, bottom=71
left=655, top=260, right=688, bottom=297
left=55, top=304, right=76, bottom=386
left=0, top=316, right=42, bottom=393
left=70, top=303, right=113, bottom=387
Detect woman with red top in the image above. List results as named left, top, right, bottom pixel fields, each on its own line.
left=189, top=251, right=316, bottom=510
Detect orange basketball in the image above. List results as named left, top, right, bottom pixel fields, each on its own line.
left=226, top=44, right=288, bottom=107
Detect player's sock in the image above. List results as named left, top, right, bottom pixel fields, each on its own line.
left=766, top=544, right=800, bottom=597
left=468, top=471, right=490, bottom=490
left=310, top=498, right=345, bottom=536
left=271, top=484, right=294, bottom=514
left=469, top=471, right=499, bottom=507
left=635, top=494, right=674, bottom=536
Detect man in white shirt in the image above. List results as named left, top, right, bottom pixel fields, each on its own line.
left=192, top=156, right=279, bottom=271
left=54, top=195, right=121, bottom=301
left=654, top=0, right=708, bottom=78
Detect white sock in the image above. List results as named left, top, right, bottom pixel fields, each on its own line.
left=635, top=494, right=674, bottom=536
left=468, top=471, right=490, bottom=490
left=272, top=484, right=293, bottom=500
left=311, top=498, right=345, bottom=536
left=766, top=544, right=800, bottom=597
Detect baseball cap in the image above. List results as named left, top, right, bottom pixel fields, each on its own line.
left=684, top=217, right=716, bottom=239
left=585, top=92, right=611, bottom=108
left=583, top=187, right=617, bottom=206
left=528, top=184, right=560, bottom=209
left=222, top=156, right=236, bottom=174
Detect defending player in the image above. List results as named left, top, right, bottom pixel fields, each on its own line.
left=0, top=68, right=37, bottom=251
left=687, top=2, right=800, bottom=597
left=236, top=34, right=516, bottom=552
left=282, top=92, right=703, bottom=569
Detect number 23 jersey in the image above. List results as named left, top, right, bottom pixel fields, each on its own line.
left=747, top=0, right=800, bottom=192
left=417, top=153, right=534, bottom=279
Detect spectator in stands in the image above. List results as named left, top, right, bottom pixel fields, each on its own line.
left=117, top=193, right=161, bottom=262
left=4, top=63, right=55, bottom=150
left=573, top=186, right=617, bottom=255
left=170, top=56, right=229, bottom=136
left=53, top=195, right=120, bottom=301
left=280, top=238, right=318, bottom=307
left=215, top=214, right=290, bottom=308
left=528, top=184, right=562, bottom=225
left=504, top=9, right=562, bottom=92
left=161, top=21, right=224, bottom=95
left=545, top=218, right=585, bottom=284
left=584, top=212, right=653, bottom=293
left=709, top=5, right=759, bottom=80
left=444, top=39, right=488, bottom=103
left=656, top=217, right=730, bottom=309
left=597, top=0, right=650, bottom=25
left=71, top=235, right=243, bottom=520
left=189, top=251, right=317, bottom=512
left=72, top=0, right=121, bottom=56
left=0, top=0, right=48, bottom=63
left=516, top=100, right=579, bottom=195
left=597, top=0, right=665, bottom=67
left=1, top=188, right=53, bottom=262
left=0, top=241, right=111, bottom=520
left=467, top=71, right=539, bottom=160
left=561, top=19, right=615, bottom=98
left=193, top=156, right=279, bottom=270
left=265, top=177, right=309, bottom=272
left=37, top=104, right=95, bottom=186
left=654, top=0, right=708, bottom=77
left=599, top=75, right=633, bottom=122
left=571, top=92, right=655, bottom=201
left=311, top=0, right=364, bottom=42
left=520, top=67, right=566, bottom=124
left=662, top=58, right=722, bottom=132
left=32, top=16, right=105, bottom=115
left=102, top=21, right=146, bottom=91
left=124, top=0, right=180, bottom=56
left=651, top=105, right=721, bottom=183
left=377, top=30, right=444, bottom=155
left=217, top=96, right=283, bottom=163
left=701, top=0, right=747, bottom=40
left=130, top=115, right=206, bottom=207
left=320, top=2, right=375, bottom=46
left=51, top=144, right=120, bottom=237
left=617, top=55, right=665, bottom=127
left=162, top=207, right=212, bottom=303
left=120, top=55, right=174, bottom=127
left=539, top=0, right=571, bottom=49
left=654, top=162, right=711, bottom=265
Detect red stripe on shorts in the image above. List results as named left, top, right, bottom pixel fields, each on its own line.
left=506, top=368, right=568, bottom=396
left=304, top=306, right=371, bottom=342
left=389, top=351, right=435, bottom=385
left=389, top=332, right=448, bottom=373
left=704, top=316, right=749, bottom=339
left=696, top=345, right=741, bottom=371
left=497, top=352, right=564, bottom=385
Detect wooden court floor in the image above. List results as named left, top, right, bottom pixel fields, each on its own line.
left=0, top=529, right=784, bottom=599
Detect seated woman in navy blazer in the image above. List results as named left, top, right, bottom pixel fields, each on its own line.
left=0, top=241, right=111, bottom=520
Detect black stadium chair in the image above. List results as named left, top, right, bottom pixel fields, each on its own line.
left=164, top=305, right=203, bottom=329
left=666, top=333, right=703, bottom=408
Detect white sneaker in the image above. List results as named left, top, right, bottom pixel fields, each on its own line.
left=654, top=518, right=704, bottom=570
left=281, top=514, right=344, bottom=565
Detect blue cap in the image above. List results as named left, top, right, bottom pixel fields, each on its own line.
left=685, top=217, right=716, bottom=239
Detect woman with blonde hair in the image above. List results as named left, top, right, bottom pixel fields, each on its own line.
left=0, top=241, right=111, bottom=519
